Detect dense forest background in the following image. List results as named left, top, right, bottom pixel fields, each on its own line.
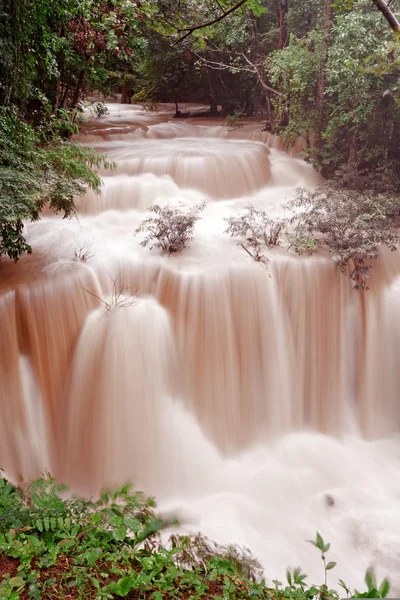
left=0, top=0, right=400, bottom=267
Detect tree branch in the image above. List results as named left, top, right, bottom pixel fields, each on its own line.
left=372, top=0, right=400, bottom=35
left=172, top=0, right=249, bottom=46
left=194, top=52, right=283, bottom=96
left=194, top=49, right=284, bottom=97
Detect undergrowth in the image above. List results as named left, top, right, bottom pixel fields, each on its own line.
left=0, top=476, right=391, bottom=599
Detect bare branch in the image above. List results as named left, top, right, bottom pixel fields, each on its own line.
left=240, top=52, right=284, bottom=96
left=173, top=0, right=249, bottom=46
left=82, top=275, right=139, bottom=311
left=193, top=52, right=283, bottom=97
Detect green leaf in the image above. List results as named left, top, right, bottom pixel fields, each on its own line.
left=123, top=517, right=141, bottom=532
left=365, top=568, right=377, bottom=592
left=28, top=583, right=41, bottom=600
left=365, top=589, right=380, bottom=598
left=9, top=576, right=25, bottom=588
left=308, top=586, right=320, bottom=597
left=316, top=532, right=325, bottom=551
left=338, top=579, right=350, bottom=593
left=141, top=557, right=155, bottom=571
left=112, top=575, right=136, bottom=597
left=326, top=562, right=337, bottom=570
left=113, top=525, right=127, bottom=541
left=110, top=515, right=123, bottom=527
left=379, top=578, right=390, bottom=598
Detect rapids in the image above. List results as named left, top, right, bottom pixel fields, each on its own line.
left=1, top=103, right=400, bottom=591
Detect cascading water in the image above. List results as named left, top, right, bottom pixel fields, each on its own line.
left=1, top=103, right=400, bottom=591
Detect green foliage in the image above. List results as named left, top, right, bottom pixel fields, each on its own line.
left=136, top=201, right=207, bottom=254
left=287, top=185, right=400, bottom=289
left=269, top=0, right=400, bottom=176
left=269, top=31, right=321, bottom=141
left=225, top=185, right=400, bottom=290
left=0, top=476, right=392, bottom=599
left=0, top=0, right=153, bottom=111
left=225, top=205, right=286, bottom=266
left=352, top=568, right=390, bottom=598
left=224, top=111, right=246, bottom=128
left=0, top=106, right=112, bottom=261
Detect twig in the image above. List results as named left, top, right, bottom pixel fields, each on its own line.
left=194, top=53, right=283, bottom=97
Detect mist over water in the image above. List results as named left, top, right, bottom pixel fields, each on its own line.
left=1, top=103, right=400, bottom=591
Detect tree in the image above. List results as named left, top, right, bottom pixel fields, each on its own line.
left=0, top=107, right=112, bottom=261
left=315, top=0, right=333, bottom=147
left=268, top=0, right=400, bottom=175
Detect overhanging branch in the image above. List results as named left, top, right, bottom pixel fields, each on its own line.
left=372, top=0, right=400, bottom=36
left=172, top=0, right=249, bottom=46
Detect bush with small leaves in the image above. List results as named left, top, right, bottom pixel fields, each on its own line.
left=92, top=101, right=109, bottom=119
left=80, top=100, right=109, bottom=119
left=287, top=185, right=400, bottom=290
left=223, top=112, right=246, bottom=129
left=225, top=205, right=286, bottom=266
left=136, top=201, right=207, bottom=254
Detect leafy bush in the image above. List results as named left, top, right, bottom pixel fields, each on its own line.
left=223, top=112, right=246, bottom=129
left=225, top=205, right=286, bottom=266
left=136, top=201, right=206, bottom=254
left=89, top=101, right=110, bottom=119
left=0, top=476, right=392, bottom=600
left=0, top=107, right=113, bottom=262
left=287, top=186, right=400, bottom=289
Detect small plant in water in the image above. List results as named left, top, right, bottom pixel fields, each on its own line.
left=223, top=112, right=246, bottom=129
left=225, top=205, right=286, bottom=266
left=286, top=185, right=400, bottom=290
left=82, top=100, right=109, bottom=118
left=72, top=240, right=96, bottom=262
left=136, top=201, right=207, bottom=254
left=83, top=276, right=138, bottom=310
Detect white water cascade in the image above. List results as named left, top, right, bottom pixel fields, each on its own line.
left=1, top=103, right=400, bottom=592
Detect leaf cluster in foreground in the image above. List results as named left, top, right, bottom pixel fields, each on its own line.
left=0, top=477, right=391, bottom=599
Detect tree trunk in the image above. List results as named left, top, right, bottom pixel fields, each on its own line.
left=121, top=82, right=130, bottom=104
left=315, top=0, right=333, bottom=147
left=348, top=134, right=358, bottom=168
left=71, top=70, right=85, bottom=109
left=278, top=0, right=289, bottom=49
left=59, top=85, right=69, bottom=109
left=207, top=69, right=219, bottom=116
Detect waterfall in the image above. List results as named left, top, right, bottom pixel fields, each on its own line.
left=1, top=103, right=400, bottom=591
